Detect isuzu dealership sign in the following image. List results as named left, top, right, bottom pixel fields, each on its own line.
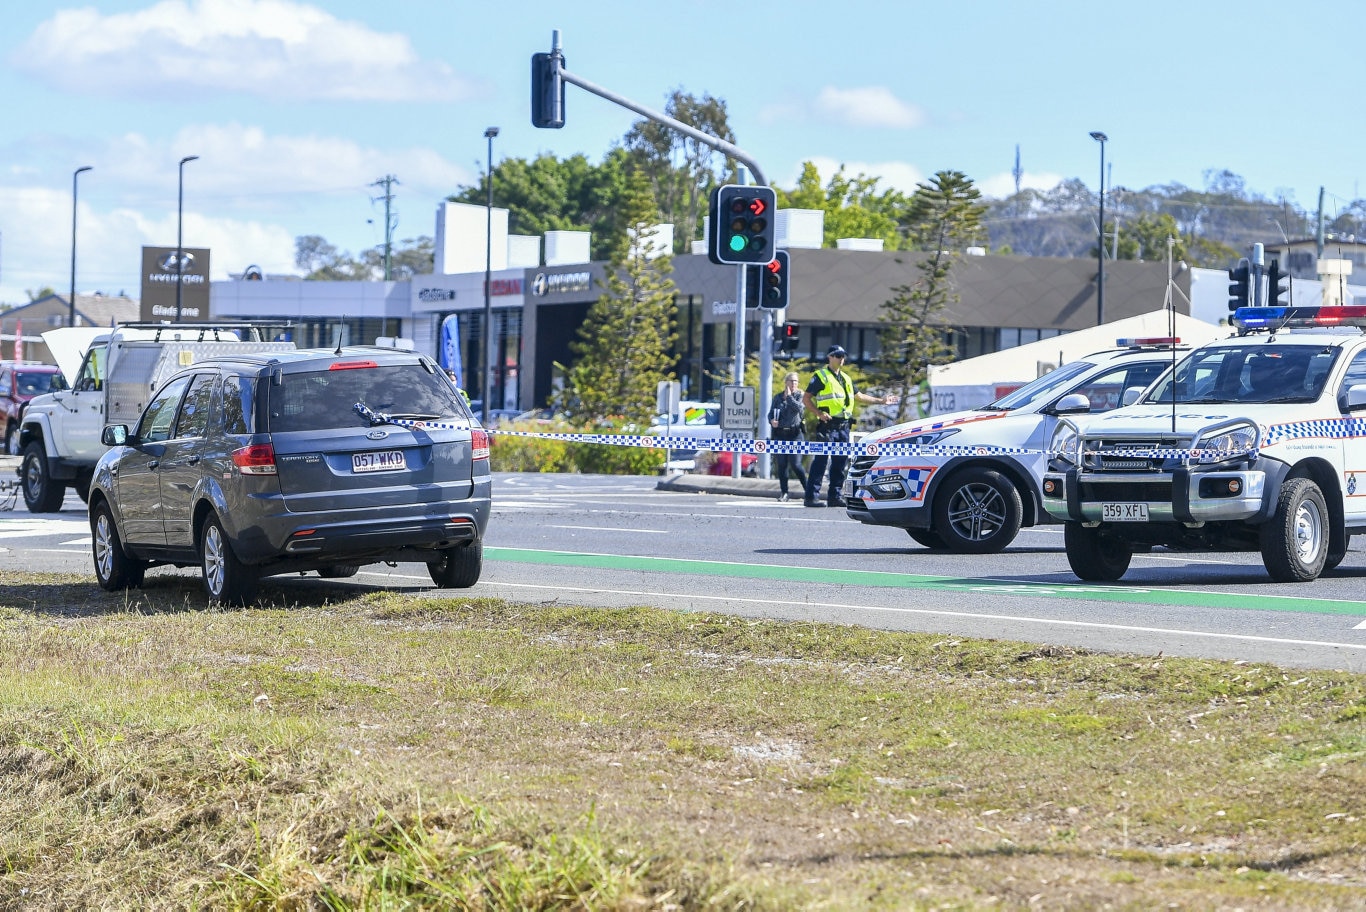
left=140, top=246, right=210, bottom=322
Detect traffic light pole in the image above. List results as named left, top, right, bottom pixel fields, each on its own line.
left=543, top=31, right=768, bottom=186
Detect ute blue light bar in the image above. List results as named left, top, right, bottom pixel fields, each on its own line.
left=1233, top=305, right=1366, bottom=330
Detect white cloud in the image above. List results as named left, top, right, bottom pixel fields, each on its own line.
left=0, top=182, right=297, bottom=305
left=976, top=170, right=1067, bottom=200
left=0, top=119, right=472, bottom=304
left=794, top=157, right=926, bottom=195
left=814, top=86, right=925, bottom=129
left=14, top=0, right=480, bottom=102
left=109, top=123, right=472, bottom=197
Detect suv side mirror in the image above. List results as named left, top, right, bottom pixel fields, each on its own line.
left=1121, top=385, right=1144, bottom=406
left=101, top=425, right=129, bottom=447
left=1053, top=393, right=1091, bottom=414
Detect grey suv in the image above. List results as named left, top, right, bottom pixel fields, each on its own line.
left=88, top=348, right=491, bottom=603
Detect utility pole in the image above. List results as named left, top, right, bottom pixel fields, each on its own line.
left=371, top=175, right=399, bottom=280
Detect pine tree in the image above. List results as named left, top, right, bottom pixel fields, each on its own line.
left=563, top=172, right=679, bottom=425
left=876, top=170, right=986, bottom=423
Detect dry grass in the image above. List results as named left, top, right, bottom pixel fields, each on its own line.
left=0, top=568, right=1363, bottom=910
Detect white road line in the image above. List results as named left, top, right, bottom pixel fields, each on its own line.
left=60, top=539, right=92, bottom=546
left=354, top=570, right=1366, bottom=652
left=546, top=525, right=669, bottom=534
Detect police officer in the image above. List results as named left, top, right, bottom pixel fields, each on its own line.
left=802, top=344, right=897, bottom=508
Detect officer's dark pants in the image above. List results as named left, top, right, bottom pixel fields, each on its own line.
left=805, top=422, right=850, bottom=503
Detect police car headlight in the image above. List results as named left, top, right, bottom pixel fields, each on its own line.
left=1192, top=422, right=1258, bottom=462
left=905, top=428, right=959, bottom=448
left=1049, top=420, right=1082, bottom=465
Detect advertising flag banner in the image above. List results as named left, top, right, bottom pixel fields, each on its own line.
left=440, top=314, right=463, bottom=387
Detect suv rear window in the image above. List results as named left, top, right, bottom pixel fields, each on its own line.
left=266, top=363, right=470, bottom=433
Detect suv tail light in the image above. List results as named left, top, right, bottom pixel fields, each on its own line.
left=471, top=428, right=490, bottom=461
left=232, top=443, right=278, bottom=475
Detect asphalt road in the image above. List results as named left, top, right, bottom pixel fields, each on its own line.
left=2, top=470, right=1364, bottom=672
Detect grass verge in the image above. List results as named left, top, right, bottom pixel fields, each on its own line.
left=1, top=569, right=1363, bottom=910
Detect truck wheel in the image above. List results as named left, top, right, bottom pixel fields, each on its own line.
left=21, top=441, right=66, bottom=513
left=200, top=513, right=258, bottom=605
left=907, top=528, right=947, bottom=549
left=4, top=423, right=17, bottom=456
left=318, top=564, right=360, bottom=579
left=1064, top=523, right=1132, bottom=581
left=75, top=471, right=92, bottom=504
left=428, top=541, right=482, bottom=588
left=932, top=467, right=1022, bottom=554
left=91, top=501, right=147, bottom=590
left=1259, top=478, right=1329, bottom=582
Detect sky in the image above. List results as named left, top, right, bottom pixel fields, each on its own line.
left=2, top=0, right=1362, bottom=306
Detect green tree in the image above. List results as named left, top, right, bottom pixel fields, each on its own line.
left=623, top=90, right=735, bottom=252
left=294, top=235, right=369, bottom=280
left=562, top=173, right=679, bottom=425
left=775, top=162, right=908, bottom=249
left=26, top=286, right=56, bottom=302
left=449, top=150, right=635, bottom=262
left=877, top=171, right=987, bottom=423
left=362, top=235, right=434, bottom=280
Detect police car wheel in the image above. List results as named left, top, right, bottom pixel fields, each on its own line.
left=1259, top=478, right=1329, bottom=583
left=1064, top=523, right=1131, bottom=581
left=907, top=528, right=947, bottom=549
left=932, top=467, right=1022, bottom=554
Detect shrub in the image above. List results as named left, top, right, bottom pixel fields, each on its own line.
left=487, top=419, right=663, bottom=475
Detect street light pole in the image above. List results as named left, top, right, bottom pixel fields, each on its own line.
left=175, top=155, right=199, bottom=322
left=69, top=166, right=92, bottom=328
left=482, top=127, right=499, bottom=426
left=1089, top=132, right=1107, bottom=326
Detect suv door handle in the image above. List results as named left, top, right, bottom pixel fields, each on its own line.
left=148, top=460, right=159, bottom=469
left=186, top=455, right=200, bottom=465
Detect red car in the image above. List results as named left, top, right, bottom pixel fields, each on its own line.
left=1, top=362, right=67, bottom=455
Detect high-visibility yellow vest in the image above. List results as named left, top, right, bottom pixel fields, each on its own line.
left=812, top=368, right=855, bottom=418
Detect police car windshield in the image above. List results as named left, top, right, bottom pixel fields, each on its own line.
left=1143, top=344, right=1337, bottom=405
left=985, top=361, right=1096, bottom=411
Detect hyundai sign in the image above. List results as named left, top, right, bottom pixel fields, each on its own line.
left=140, top=246, right=211, bottom=322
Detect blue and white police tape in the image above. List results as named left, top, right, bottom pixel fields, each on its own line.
left=353, top=404, right=1262, bottom=462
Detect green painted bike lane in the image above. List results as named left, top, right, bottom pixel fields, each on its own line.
left=487, top=547, right=1366, bottom=618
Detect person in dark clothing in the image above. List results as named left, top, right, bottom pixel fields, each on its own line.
left=768, top=371, right=808, bottom=501
left=803, top=344, right=897, bottom=508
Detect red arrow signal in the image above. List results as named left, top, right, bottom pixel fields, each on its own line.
left=749, top=198, right=767, bottom=216
left=765, top=259, right=781, bottom=274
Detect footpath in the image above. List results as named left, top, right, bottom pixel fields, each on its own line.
left=655, top=471, right=783, bottom=499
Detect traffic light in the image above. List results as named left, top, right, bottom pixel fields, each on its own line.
left=531, top=52, right=565, bottom=129
left=746, top=250, right=790, bottom=309
left=1228, top=259, right=1251, bottom=311
left=779, top=321, right=800, bottom=355
left=709, top=185, right=776, bottom=265
left=1267, top=259, right=1290, bottom=306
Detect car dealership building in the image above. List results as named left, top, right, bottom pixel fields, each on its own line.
left=211, top=203, right=1191, bottom=412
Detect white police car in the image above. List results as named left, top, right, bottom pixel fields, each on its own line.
left=1043, top=305, right=1366, bottom=582
left=844, top=339, right=1188, bottom=552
